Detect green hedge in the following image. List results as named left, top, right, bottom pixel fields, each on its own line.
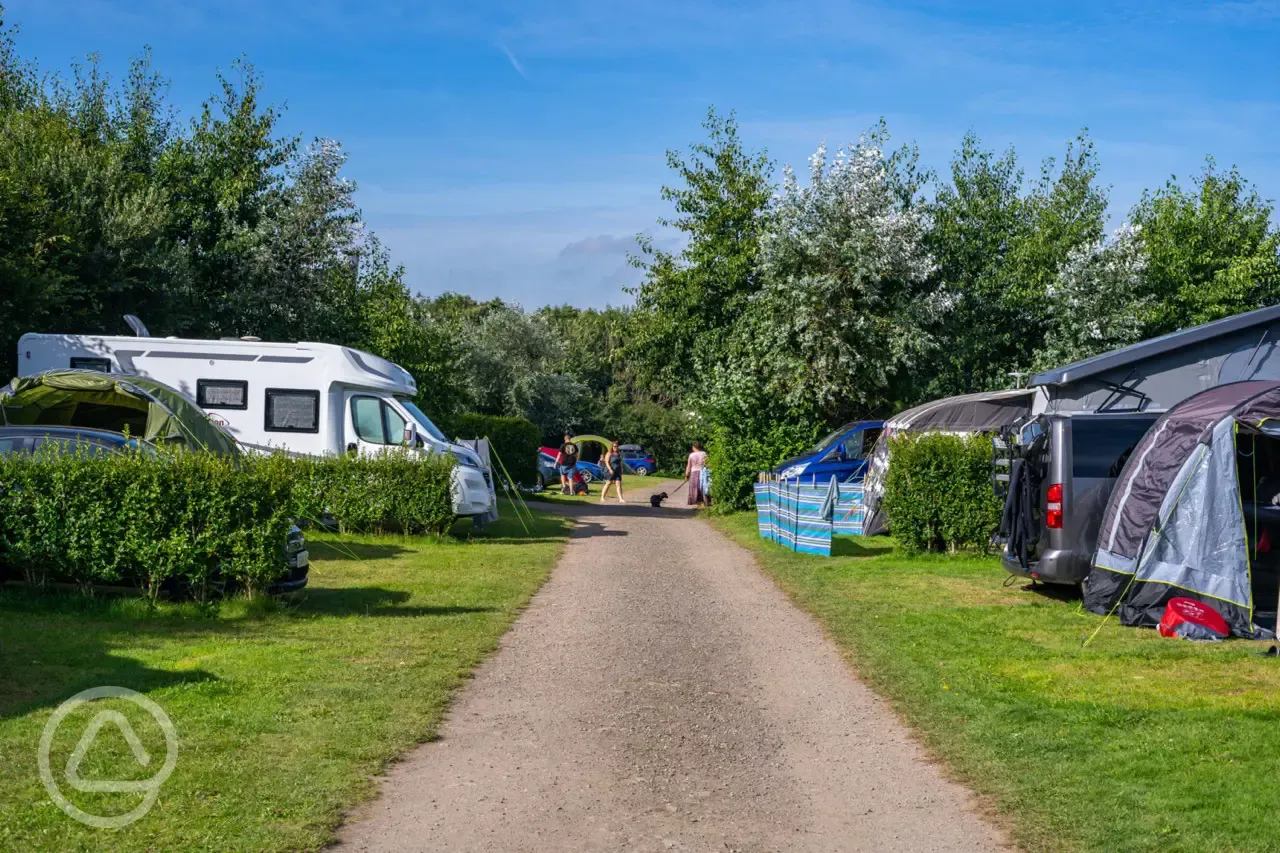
left=879, top=432, right=1001, bottom=553
left=0, top=448, right=457, bottom=599
left=0, top=448, right=297, bottom=599
left=443, top=413, right=540, bottom=485
left=283, top=451, right=457, bottom=536
left=707, top=420, right=822, bottom=512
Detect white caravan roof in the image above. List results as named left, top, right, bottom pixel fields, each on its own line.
left=18, top=334, right=417, bottom=396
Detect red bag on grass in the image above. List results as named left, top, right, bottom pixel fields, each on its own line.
left=1158, top=597, right=1230, bottom=642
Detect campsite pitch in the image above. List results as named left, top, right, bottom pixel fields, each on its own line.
left=0, top=504, right=569, bottom=853
left=335, top=483, right=1007, bottom=852
left=716, top=514, right=1280, bottom=853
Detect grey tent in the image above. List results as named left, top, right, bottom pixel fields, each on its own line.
left=1085, top=381, right=1280, bottom=638
left=862, top=389, right=1034, bottom=536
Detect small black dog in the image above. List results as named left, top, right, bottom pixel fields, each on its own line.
left=649, top=492, right=669, bottom=508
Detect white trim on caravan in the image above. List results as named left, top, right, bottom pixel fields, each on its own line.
left=17, top=332, right=494, bottom=518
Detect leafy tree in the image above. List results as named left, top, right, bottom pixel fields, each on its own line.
left=452, top=303, right=591, bottom=436
left=743, top=129, right=941, bottom=423
left=1034, top=225, right=1150, bottom=370
left=349, top=242, right=468, bottom=420
left=155, top=58, right=296, bottom=338
left=926, top=132, right=1107, bottom=394
left=537, top=304, right=630, bottom=397
left=1132, top=160, right=1280, bottom=335
left=627, top=108, right=773, bottom=398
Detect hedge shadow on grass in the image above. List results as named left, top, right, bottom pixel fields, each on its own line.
left=0, top=638, right=219, bottom=722
left=305, top=541, right=412, bottom=562
left=294, top=585, right=498, bottom=618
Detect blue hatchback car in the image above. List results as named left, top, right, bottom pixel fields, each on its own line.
left=772, top=420, right=884, bottom=483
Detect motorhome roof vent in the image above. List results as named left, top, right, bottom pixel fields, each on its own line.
left=240, top=335, right=262, bottom=342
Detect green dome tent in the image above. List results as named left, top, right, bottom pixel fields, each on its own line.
left=0, top=370, right=240, bottom=457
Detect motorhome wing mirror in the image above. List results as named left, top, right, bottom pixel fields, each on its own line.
left=403, top=425, right=414, bottom=446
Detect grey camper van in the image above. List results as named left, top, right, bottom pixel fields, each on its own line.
left=998, top=304, right=1280, bottom=584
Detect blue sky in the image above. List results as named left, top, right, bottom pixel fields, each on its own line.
left=6, top=0, right=1279, bottom=309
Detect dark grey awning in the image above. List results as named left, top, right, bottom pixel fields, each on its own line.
left=885, top=389, right=1034, bottom=432
left=1032, top=304, right=1280, bottom=387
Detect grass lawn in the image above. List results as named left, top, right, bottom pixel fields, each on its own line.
left=713, top=512, right=1280, bottom=853
left=0, top=501, right=571, bottom=852
left=528, top=474, right=683, bottom=507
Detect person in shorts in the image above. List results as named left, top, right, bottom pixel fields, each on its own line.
left=557, top=433, right=579, bottom=493
left=599, top=440, right=626, bottom=503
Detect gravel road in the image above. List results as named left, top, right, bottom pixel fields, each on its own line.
left=334, top=483, right=1009, bottom=852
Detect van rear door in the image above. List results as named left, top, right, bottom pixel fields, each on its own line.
left=1035, top=413, right=1160, bottom=583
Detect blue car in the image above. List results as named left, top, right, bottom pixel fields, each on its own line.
left=620, top=445, right=656, bottom=476
left=534, top=449, right=605, bottom=486
left=575, top=459, right=606, bottom=482
left=772, top=420, right=884, bottom=483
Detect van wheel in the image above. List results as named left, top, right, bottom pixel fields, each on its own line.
left=634, top=466, right=650, bottom=477
left=580, top=470, right=594, bottom=483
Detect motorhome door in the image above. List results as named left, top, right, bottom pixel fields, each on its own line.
left=345, top=392, right=408, bottom=457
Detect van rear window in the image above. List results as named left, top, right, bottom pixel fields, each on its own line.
left=1071, top=416, right=1159, bottom=479
left=265, top=389, right=320, bottom=433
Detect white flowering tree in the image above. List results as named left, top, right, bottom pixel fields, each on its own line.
left=736, top=127, right=944, bottom=421
left=1034, top=225, right=1150, bottom=370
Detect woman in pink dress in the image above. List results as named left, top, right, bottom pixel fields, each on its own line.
left=685, top=442, right=709, bottom=507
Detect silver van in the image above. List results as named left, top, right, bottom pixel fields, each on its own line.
left=996, top=411, right=1161, bottom=584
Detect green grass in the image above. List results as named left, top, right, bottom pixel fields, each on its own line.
left=713, top=512, right=1280, bottom=853
left=528, top=475, right=683, bottom=506
left=0, top=501, right=571, bottom=852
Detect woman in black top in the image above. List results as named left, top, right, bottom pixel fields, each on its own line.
left=599, top=440, right=626, bottom=503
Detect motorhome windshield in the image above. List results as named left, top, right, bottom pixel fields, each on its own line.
left=396, top=397, right=449, bottom=442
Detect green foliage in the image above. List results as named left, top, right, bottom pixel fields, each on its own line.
left=745, top=126, right=939, bottom=423
left=925, top=132, right=1108, bottom=396
left=0, top=22, right=470, bottom=420
left=0, top=449, right=457, bottom=598
left=879, top=432, right=1001, bottom=553
left=1132, top=159, right=1280, bottom=336
left=707, top=418, right=822, bottom=513
left=444, top=413, right=541, bottom=485
left=627, top=108, right=774, bottom=398
left=0, top=447, right=297, bottom=598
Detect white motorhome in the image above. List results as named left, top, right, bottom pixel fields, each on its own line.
left=17, top=330, right=494, bottom=519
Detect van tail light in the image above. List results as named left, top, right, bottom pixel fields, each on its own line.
left=1046, top=482, right=1063, bottom=529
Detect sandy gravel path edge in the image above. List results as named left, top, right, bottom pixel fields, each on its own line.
left=334, top=487, right=1011, bottom=852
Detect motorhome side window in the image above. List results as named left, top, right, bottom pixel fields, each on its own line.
left=197, top=379, right=248, bottom=410
left=70, top=357, right=111, bottom=372
left=351, top=395, right=407, bottom=445
left=383, top=405, right=407, bottom=444
left=352, top=396, right=386, bottom=443
left=265, top=389, right=320, bottom=433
